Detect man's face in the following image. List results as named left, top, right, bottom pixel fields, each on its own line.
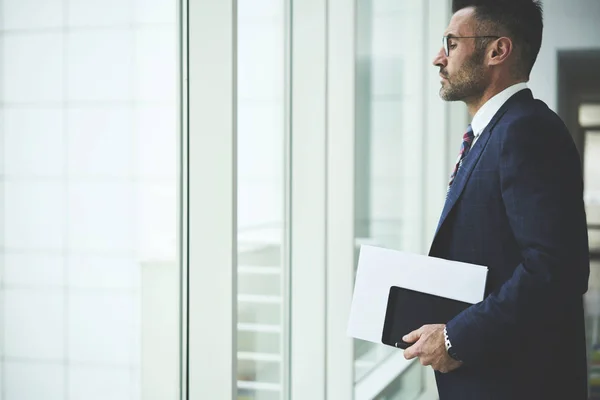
left=433, top=8, right=489, bottom=101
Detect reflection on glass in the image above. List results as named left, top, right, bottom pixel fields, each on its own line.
left=583, top=131, right=600, bottom=220
left=584, top=131, right=600, bottom=249
left=583, top=129, right=600, bottom=398
left=0, top=0, right=180, bottom=399
left=236, top=1, right=286, bottom=400
left=579, top=104, right=600, bottom=128
left=354, top=0, right=427, bottom=389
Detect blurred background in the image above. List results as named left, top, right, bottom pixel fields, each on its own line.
left=0, top=0, right=599, bottom=399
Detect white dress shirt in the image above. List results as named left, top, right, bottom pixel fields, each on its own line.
left=470, top=82, right=529, bottom=147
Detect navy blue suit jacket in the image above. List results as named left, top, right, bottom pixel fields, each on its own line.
left=429, top=89, right=590, bottom=399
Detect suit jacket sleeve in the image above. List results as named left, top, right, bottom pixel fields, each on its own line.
left=444, top=114, right=589, bottom=366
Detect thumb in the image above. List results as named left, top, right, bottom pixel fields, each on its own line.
left=402, top=328, right=422, bottom=343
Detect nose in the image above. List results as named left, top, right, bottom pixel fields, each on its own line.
left=432, top=46, right=447, bottom=68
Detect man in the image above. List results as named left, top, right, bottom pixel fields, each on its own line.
left=402, top=1, right=590, bottom=399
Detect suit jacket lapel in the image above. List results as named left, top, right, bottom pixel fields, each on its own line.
left=433, top=89, right=533, bottom=239
left=434, top=124, right=494, bottom=236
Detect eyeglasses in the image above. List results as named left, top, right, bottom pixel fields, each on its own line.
left=442, top=35, right=500, bottom=57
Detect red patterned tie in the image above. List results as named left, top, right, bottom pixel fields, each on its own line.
left=448, top=125, right=475, bottom=188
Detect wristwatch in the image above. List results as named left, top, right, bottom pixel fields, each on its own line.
left=444, top=327, right=462, bottom=362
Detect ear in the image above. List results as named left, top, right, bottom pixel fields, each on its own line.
left=488, top=37, right=513, bottom=66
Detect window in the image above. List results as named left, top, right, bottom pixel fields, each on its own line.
left=354, top=0, right=428, bottom=387
left=0, top=0, right=181, bottom=398
left=237, top=1, right=288, bottom=399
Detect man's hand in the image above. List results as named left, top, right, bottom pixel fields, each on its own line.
left=402, top=324, right=462, bottom=373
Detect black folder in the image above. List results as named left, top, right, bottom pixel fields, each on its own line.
left=381, top=286, right=473, bottom=349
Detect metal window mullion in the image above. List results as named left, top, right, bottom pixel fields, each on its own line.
left=422, top=0, right=453, bottom=397
left=187, top=1, right=237, bottom=399
left=290, top=0, right=328, bottom=399
left=325, top=0, right=356, bottom=398
left=179, top=0, right=189, bottom=398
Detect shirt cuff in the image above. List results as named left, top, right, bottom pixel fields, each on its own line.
left=444, top=326, right=462, bottom=362
left=443, top=326, right=452, bottom=351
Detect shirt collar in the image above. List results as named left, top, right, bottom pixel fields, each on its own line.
left=471, top=82, right=529, bottom=136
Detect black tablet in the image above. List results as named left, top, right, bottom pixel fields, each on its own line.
left=381, top=286, right=472, bottom=349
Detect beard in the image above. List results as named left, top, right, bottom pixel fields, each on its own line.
left=439, top=48, right=487, bottom=101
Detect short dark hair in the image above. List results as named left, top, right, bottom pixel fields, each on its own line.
left=452, top=0, right=544, bottom=78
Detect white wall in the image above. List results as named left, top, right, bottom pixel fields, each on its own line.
left=529, top=0, right=600, bottom=110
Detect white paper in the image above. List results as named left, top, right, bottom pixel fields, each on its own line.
left=347, top=245, right=488, bottom=344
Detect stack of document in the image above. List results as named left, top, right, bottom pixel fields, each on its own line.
left=347, top=245, right=488, bottom=349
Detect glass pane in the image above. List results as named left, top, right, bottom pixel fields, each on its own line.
left=238, top=331, right=281, bottom=354
left=0, top=0, right=180, bottom=399
left=354, top=0, right=427, bottom=389
left=236, top=1, right=287, bottom=399
left=238, top=359, right=281, bottom=384
left=580, top=104, right=600, bottom=127
left=238, top=302, right=281, bottom=325
left=238, top=389, right=281, bottom=400
left=584, top=132, right=600, bottom=227
left=584, top=131, right=600, bottom=397
left=374, top=360, right=423, bottom=400
left=585, top=289, right=600, bottom=397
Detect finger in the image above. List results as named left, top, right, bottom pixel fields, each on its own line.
left=402, top=327, right=423, bottom=343
left=403, top=346, right=418, bottom=360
